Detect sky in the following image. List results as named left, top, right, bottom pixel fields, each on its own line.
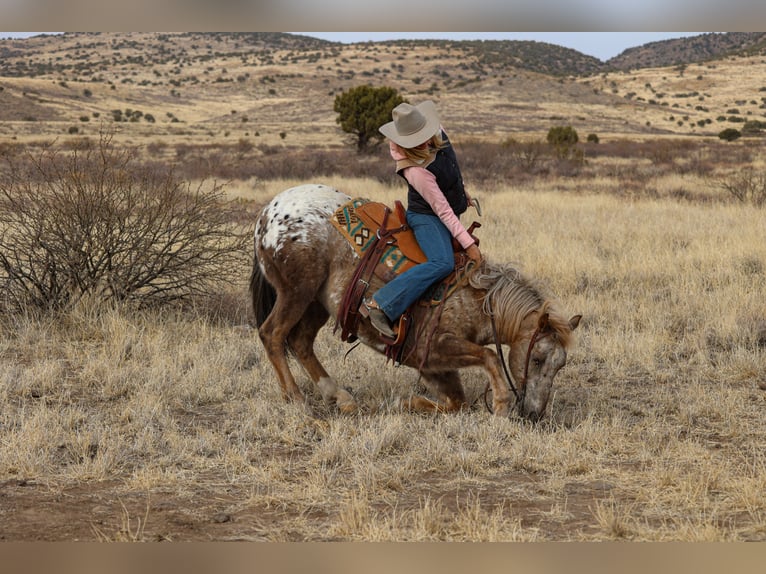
left=0, top=0, right=762, bottom=35
left=298, top=32, right=704, bottom=61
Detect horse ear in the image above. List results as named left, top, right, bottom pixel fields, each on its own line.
left=569, top=315, right=582, bottom=331
left=537, top=312, right=550, bottom=330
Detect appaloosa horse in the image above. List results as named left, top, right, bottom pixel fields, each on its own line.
left=249, top=184, right=581, bottom=421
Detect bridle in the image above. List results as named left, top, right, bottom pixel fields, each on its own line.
left=484, top=298, right=548, bottom=413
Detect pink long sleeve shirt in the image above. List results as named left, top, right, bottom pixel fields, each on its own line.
left=389, top=141, right=475, bottom=250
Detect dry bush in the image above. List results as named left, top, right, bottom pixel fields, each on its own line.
left=643, top=139, right=700, bottom=165
left=711, top=167, right=766, bottom=206
left=501, top=138, right=549, bottom=172
left=165, top=138, right=568, bottom=188
left=0, top=134, right=251, bottom=312
left=457, top=139, right=529, bottom=182
left=169, top=144, right=398, bottom=185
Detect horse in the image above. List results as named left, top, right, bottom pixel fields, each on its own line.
left=249, top=184, right=581, bottom=421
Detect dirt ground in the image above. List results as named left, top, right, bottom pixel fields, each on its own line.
left=0, top=469, right=616, bottom=541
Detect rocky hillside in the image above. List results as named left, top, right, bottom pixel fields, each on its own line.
left=4, top=32, right=766, bottom=80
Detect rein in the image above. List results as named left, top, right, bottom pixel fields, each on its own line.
left=484, top=297, right=546, bottom=413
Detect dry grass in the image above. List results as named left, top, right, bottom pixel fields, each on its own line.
left=1, top=161, right=765, bottom=540
left=2, top=33, right=766, bottom=540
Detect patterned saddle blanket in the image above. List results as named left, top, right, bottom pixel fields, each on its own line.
left=332, top=198, right=479, bottom=278
left=331, top=197, right=423, bottom=282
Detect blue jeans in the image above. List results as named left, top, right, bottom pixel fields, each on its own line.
left=373, top=211, right=455, bottom=321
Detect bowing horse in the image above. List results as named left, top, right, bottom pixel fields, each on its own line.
left=249, top=184, right=581, bottom=421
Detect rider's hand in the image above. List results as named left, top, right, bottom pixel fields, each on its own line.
left=466, top=243, right=482, bottom=263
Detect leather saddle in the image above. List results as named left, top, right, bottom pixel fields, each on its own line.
left=333, top=197, right=480, bottom=356
left=355, top=200, right=426, bottom=267
left=340, top=199, right=479, bottom=282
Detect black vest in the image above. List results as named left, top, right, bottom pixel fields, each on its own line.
left=400, top=133, right=468, bottom=217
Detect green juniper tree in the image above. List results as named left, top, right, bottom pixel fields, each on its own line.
left=334, top=85, right=405, bottom=152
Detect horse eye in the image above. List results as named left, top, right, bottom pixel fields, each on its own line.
left=533, top=358, right=543, bottom=368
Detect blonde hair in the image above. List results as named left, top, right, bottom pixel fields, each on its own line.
left=401, top=131, right=446, bottom=163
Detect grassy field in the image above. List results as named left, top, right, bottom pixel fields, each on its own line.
left=1, top=154, right=765, bottom=540
left=1, top=32, right=765, bottom=542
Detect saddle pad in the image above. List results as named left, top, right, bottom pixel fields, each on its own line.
left=331, top=198, right=421, bottom=277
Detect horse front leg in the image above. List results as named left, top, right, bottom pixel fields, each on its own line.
left=403, top=369, right=467, bottom=414
left=479, top=348, right=514, bottom=417
left=415, top=337, right=513, bottom=417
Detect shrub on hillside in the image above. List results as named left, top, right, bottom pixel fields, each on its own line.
left=547, top=125, right=579, bottom=147
left=0, top=134, right=250, bottom=313
left=334, top=84, right=404, bottom=153
left=546, top=125, right=580, bottom=159
left=500, top=137, right=550, bottom=173
left=718, top=128, right=741, bottom=142
left=741, top=120, right=766, bottom=135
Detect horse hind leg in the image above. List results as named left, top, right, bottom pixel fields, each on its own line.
left=287, top=301, right=358, bottom=414
left=402, top=370, right=467, bottom=414
left=258, top=296, right=314, bottom=407
left=287, top=303, right=353, bottom=410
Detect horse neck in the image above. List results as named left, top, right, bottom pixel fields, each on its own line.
left=486, top=288, right=545, bottom=346
left=500, top=307, right=542, bottom=347
left=469, top=262, right=554, bottom=344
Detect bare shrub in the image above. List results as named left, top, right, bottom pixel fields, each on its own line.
left=677, top=149, right=715, bottom=177
left=169, top=144, right=398, bottom=185
left=549, top=153, right=585, bottom=178
left=500, top=138, right=550, bottom=173
left=647, top=140, right=678, bottom=165
left=585, top=139, right=640, bottom=159
left=711, top=167, right=766, bottom=207
left=0, top=134, right=251, bottom=313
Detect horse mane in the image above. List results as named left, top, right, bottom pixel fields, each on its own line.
left=468, top=261, right=575, bottom=348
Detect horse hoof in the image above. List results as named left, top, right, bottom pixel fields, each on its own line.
left=492, top=401, right=512, bottom=418
left=336, top=389, right=358, bottom=414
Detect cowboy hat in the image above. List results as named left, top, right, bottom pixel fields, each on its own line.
left=379, top=100, right=440, bottom=149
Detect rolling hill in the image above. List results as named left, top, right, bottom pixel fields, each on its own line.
left=1, top=31, right=766, bottom=146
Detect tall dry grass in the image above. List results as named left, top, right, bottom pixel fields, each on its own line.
left=1, top=163, right=765, bottom=540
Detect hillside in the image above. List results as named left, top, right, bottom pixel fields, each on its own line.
left=607, top=32, right=766, bottom=71
left=1, top=31, right=766, bottom=146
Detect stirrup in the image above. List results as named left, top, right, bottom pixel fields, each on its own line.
left=360, top=298, right=396, bottom=339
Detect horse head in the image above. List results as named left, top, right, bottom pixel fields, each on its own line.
left=511, top=307, right=581, bottom=422
left=475, top=264, right=581, bottom=422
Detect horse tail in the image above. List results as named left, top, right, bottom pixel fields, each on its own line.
left=249, top=255, right=277, bottom=329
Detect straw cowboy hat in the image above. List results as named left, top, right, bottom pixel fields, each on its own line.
left=379, top=100, right=441, bottom=149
